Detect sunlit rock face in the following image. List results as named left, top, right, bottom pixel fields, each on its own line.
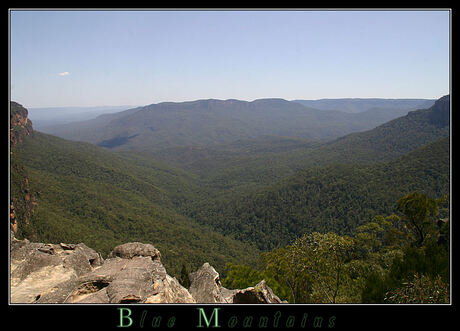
left=10, top=237, right=283, bottom=304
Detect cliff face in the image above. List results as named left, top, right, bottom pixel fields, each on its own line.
left=10, top=101, right=33, bottom=146
left=10, top=101, right=37, bottom=235
left=10, top=235, right=284, bottom=304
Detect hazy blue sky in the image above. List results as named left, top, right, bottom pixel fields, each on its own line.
left=10, top=10, right=450, bottom=107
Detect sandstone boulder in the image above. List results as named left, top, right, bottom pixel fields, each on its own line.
left=10, top=234, right=103, bottom=303
left=232, top=280, right=285, bottom=304
left=188, top=262, right=231, bottom=303
left=10, top=236, right=282, bottom=304
left=10, top=237, right=194, bottom=304
left=188, top=262, right=285, bottom=304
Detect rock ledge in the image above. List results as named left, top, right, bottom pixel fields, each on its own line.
left=10, top=235, right=284, bottom=304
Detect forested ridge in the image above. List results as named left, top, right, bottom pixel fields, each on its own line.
left=184, top=137, right=449, bottom=250
left=40, top=97, right=438, bottom=153
left=11, top=130, right=260, bottom=277
left=149, top=95, right=449, bottom=193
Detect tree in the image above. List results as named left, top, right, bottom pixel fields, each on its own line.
left=356, top=214, right=410, bottom=256
left=355, top=220, right=384, bottom=254
left=384, top=273, right=449, bottom=304
left=261, top=246, right=313, bottom=303
left=221, top=263, right=263, bottom=290
left=221, top=263, right=290, bottom=301
left=361, top=239, right=449, bottom=303
left=397, top=192, right=439, bottom=247
left=179, top=264, right=190, bottom=288
left=292, top=232, right=355, bottom=303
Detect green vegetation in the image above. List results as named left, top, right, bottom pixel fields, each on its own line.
left=12, top=131, right=260, bottom=277
left=222, top=193, right=450, bottom=303
left=185, top=137, right=449, bottom=250
left=150, top=96, right=449, bottom=193
left=10, top=96, right=450, bottom=303
left=361, top=239, right=449, bottom=303
left=384, top=273, right=449, bottom=304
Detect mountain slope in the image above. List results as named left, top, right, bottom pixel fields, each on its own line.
left=316, top=94, right=450, bottom=163
left=185, top=136, right=450, bottom=251
left=11, top=117, right=260, bottom=277
left=180, top=95, right=450, bottom=191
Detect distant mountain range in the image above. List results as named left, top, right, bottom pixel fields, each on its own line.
left=145, top=96, right=449, bottom=190
left=292, top=98, right=435, bottom=113
left=180, top=97, right=450, bottom=249
left=38, top=97, right=437, bottom=153
left=28, top=105, right=137, bottom=129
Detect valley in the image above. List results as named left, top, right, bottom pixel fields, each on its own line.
left=10, top=96, right=450, bottom=303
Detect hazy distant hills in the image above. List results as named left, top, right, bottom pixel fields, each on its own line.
left=39, top=97, right=436, bottom=153
left=164, top=95, right=450, bottom=191
left=28, top=105, right=138, bottom=130
left=292, top=98, right=435, bottom=113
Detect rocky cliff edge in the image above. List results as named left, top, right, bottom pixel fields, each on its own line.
left=9, top=233, right=284, bottom=304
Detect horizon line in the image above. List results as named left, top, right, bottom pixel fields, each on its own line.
left=16, top=95, right=447, bottom=109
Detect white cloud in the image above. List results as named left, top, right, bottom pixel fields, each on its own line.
left=58, top=72, right=70, bottom=76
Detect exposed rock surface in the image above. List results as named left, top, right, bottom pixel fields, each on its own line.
left=10, top=101, right=33, bottom=146
left=10, top=235, right=283, bottom=304
left=10, top=233, right=103, bottom=303
left=188, top=262, right=230, bottom=303
left=188, top=262, right=285, bottom=304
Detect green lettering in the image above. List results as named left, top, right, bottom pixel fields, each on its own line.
left=197, top=308, right=221, bottom=328
left=140, top=310, right=147, bottom=328
left=273, top=311, right=282, bottom=328
left=151, top=316, right=162, bottom=328
left=228, top=316, right=238, bottom=328
left=259, top=316, right=269, bottom=328
left=286, top=316, right=295, bottom=328
left=117, top=308, right=133, bottom=328
left=328, top=316, right=336, bottom=328
left=168, top=316, right=176, bottom=328
left=301, top=313, right=308, bottom=328
left=243, top=316, right=253, bottom=328
left=314, top=316, right=323, bottom=328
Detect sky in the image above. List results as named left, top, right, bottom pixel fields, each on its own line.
left=10, top=10, right=450, bottom=108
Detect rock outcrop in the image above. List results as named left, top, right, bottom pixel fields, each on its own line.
left=10, top=101, right=38, bottom=235
left=10, top=101, right=33, bottom=146
left=10, top=235, right=283, bottom=304
left=10, top=233, right=103, bottom=303
left=188, top=262, right=285, bottom=304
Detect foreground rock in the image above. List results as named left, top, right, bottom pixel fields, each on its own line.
left=189, top=262, right=285, bottom=303
left=10, top=235, right=283, bottom=304
left=10, top=237, right=194, bottom=304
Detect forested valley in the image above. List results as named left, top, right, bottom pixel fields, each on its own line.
left=10, top=95, right=450, bottom=303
